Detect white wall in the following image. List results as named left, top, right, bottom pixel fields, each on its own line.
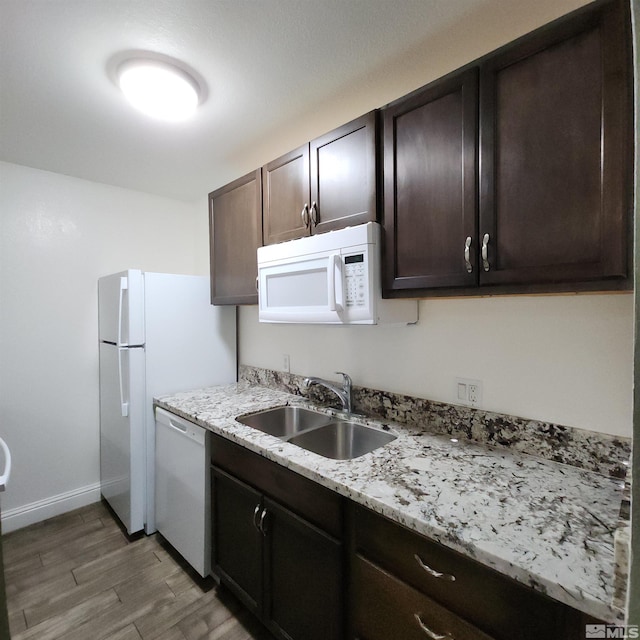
left=0, top=161, right=203, bottom=529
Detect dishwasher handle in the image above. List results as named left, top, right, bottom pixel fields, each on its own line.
left=169, top=419, right=188, bottom=433
left=155, top=407, right=206, bottom=445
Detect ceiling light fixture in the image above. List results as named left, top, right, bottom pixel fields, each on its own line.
left=117, top=58, right=200, bottom=122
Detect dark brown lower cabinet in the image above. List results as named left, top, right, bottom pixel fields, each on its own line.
left=264, top=498, right=343, bottom=640
left=211, top=436, right=345, bottom=640
left=212, top=468, right=263, bottom=615
left=349, top=504, right=601, bottom=640
left=211, top=435, right=602, bottom=640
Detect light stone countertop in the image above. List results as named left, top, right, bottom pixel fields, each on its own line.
left=155, top=382, right=626, bottom=623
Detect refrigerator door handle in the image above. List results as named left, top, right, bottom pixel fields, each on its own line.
left=118, top=276, right=128, bottom=346
left=0, top=437, right=11, bottom=491
left=118, top=348, right=129, bottom=417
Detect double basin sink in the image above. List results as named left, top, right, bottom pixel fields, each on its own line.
left=236, top=406, right=396, bottom=460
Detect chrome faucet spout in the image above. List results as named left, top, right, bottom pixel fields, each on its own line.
left=303, top=371, right=352, bottom=414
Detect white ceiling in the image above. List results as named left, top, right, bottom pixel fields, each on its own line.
left=0, top=0, right=586, bottom=202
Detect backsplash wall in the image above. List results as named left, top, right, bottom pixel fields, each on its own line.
left=240, top=365, right=631, bottom=479
left=238, top=294, right=633, bottom=439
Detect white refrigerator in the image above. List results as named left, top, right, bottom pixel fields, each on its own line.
left=98, top=269, right=236, bottom=535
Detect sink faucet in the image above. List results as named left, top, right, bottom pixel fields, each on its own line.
left=303, top=372, right=352, bottom=414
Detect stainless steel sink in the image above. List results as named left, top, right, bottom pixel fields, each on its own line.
left=237, top=406, right=397, bottom=460
left=287, top=421, right=397, bottom=460
left=236, top=406, right=331, bottom=438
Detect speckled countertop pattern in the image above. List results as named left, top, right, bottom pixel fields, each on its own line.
left=155, top=382, right=626, bottom=623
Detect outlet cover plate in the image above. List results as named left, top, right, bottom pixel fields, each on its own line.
left=454, top=377, right=482, bottom=408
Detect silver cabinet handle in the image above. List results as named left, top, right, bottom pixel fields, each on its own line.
left=252, top=504, right=261, bottom=530
left=310, top=201, right=318, bottom=225
left=414, top=554, right=456, bottom=581
left=255, top=276, right=259, bottom=293
left=301, top=203, right=310, bottom=227
left=258, top=508, right=268, bottom=536
left=464, top=236, right=472, bottom=273
left=481, top=233, right=490, bottom=271
left=414, top=614, right=454, bottom=640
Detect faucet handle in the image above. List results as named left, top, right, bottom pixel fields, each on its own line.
left=335, top=371, right=352, bottom=388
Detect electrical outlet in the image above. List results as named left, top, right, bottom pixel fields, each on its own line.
left=283, top=354, right=290, bottom=373
left=454, top=377, right=482, bottom=408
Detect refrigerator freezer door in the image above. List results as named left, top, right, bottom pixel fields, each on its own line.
left=98, top=270, right=144, bottom=346
left=99, top=342, right=146, bottom=534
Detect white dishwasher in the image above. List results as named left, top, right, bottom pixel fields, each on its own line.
left=155, top=407, right=210, bottom=577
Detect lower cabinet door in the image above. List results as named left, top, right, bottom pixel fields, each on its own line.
left=212, top=467, right=264, bottom=616
left=352, top=554, right=495, bottom=640
left=264, top=497, right=344, bottom=640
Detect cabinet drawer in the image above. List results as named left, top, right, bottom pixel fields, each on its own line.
left=352, top=554, right=494, bottom=640
left=352, top=504, right=568, bottom=640
left=212, top=433, right=343, bottom=538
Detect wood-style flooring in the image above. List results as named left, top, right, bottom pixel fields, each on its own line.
left=3, top=501, right=271, bottom=640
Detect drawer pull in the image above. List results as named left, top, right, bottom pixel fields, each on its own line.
left=252, top=504, right=261, bottom=530
left=414, top=554, right=456, bottom=581
left=414, top=613, right=454, bottom=640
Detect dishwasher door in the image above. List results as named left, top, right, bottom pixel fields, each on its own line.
left=155, top=407, right=210, bottom=577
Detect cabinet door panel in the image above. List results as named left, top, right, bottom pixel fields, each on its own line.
left=211, top=467, right=263, bottom=615
left=264, top=498, right=343, bottom=640
left=209, top=170, right=262, bottom=305
left=479, top=1, right=631, bottom=285
left=310, top=112, right=378, bottom=235
left=263, top=145, right=311, bottom=244
left=383, top=68, right=478, bottom=293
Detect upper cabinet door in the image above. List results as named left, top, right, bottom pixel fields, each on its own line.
left=479, top=0, right=631, bottom=286
left=383, top=69, right=478, bottom=293
left=262, top=145, right=311, bottom=245
left=309, top=111, right=378, bottom=235
left=262, top=111, right=379, bottom=246
left=209, top=169, right=262, bottom=305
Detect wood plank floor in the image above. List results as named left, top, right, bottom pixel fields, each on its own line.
left=3, top=501, right=272, bottom=640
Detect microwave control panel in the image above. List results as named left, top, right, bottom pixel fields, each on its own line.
left=344, top=254, right=367, bottom=308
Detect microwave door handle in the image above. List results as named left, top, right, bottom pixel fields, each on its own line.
left=327, top=253, right=343, bottom=312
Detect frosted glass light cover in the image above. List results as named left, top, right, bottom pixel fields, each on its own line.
left=118, top=60, right=199, bottom=122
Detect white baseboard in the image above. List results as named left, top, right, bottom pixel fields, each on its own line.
left=1, top=483, right=102, bottom=533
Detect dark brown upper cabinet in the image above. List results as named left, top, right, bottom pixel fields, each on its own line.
left=479, top=0, right=631, bottom=288
left=383, top=68, right=478, bottom=293
left=262, top=111, right=378, bottom=245
left=383, top=0, right=631, bottom=297
left=208, top=169, right=262, bottom=305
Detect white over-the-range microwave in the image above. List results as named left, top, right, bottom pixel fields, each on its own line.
left=257, top=222, right=418, bottom=325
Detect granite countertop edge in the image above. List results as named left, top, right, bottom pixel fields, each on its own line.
left=155, top=382, right=625, bottom=623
